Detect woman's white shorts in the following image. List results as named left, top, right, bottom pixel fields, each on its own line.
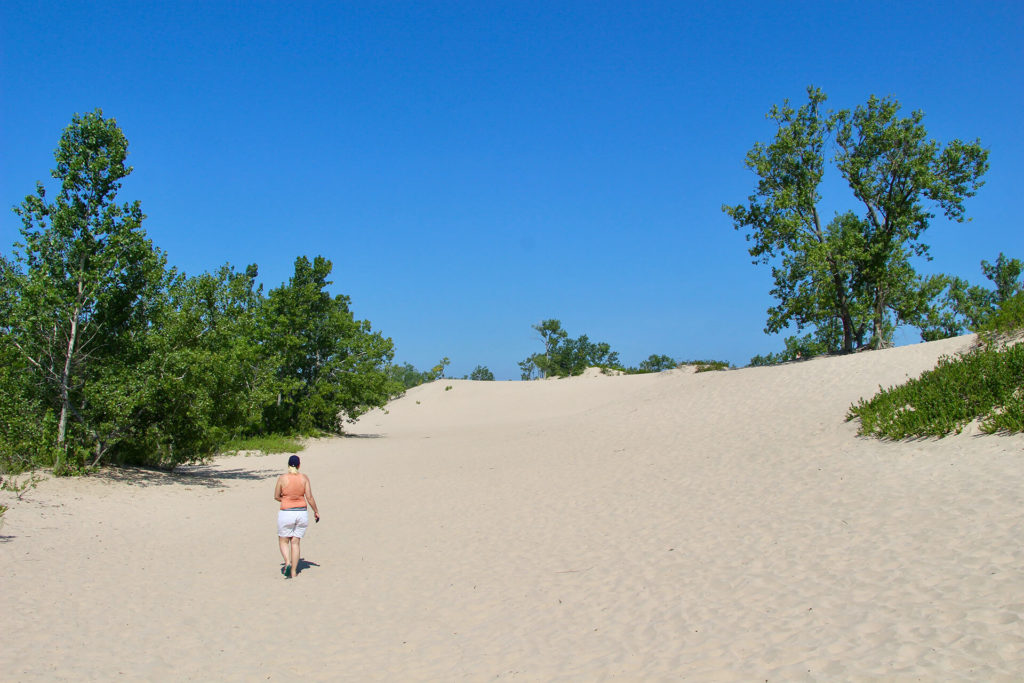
left=278, top=509, right=309, bottom=538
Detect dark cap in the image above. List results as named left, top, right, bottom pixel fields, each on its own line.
left=288, top=455, right=300, bottom=467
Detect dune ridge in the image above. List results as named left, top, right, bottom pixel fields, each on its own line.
left=2, top=334, right=1023, bottom=680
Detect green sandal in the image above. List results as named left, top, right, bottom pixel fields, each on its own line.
left=282, top=564, right=291, bottom=578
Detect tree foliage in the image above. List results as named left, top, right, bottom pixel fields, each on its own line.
left=261, top=256, right=396, bottom=433
left=2, top=112, right=402, bottom=473
left=6, top=110, right=167, bottom=471
left=918, top=253, right=1024, bottom=340
left=520, top=319, right=620, bottom=378
left=467, top=365, right=495, bottom=381
left=112, top=264, right=277, bottom=467
left=748, top=334, right=834, bottom=367
left=725, top=87, right=989, bottom=354
left=636, top=354, right=678, bottom=373
left=387, top=362, right=431, bottom=390
left=384, top=357, right=454, bottom=393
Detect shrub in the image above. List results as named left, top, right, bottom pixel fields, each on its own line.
left=748, top=333, right=833, bottom=366
left=847, top=343, right=1024, bottom=438
left=520, top=320, right=620, bottom=378
left=977, top=290, right=1024, bottom=344
left=467, top=365, right=495, bottom=381
left=690, top=360, right=732, bottom=373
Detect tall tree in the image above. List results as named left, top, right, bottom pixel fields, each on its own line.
left=723, top=89, right=868, bottom=352
left=6, top=110, right=166, bottom=470
left=261, top=256, right=396, bottom=433
left=725, top=88, right=989, bottom=352
left=467, top=365, right=495, bottom=381
left=533, top=319, right=568, bottom=374
left=833, top=95, right=989, bottom=344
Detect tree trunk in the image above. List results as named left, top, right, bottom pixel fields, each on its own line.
left=818, top=211, right=855, bottom=353
left=872, top=289, right=886, bottom=349
left=55, top=307, right=80, bottom=470
left=832, top=276, right=854, bottom=353
left=841, top=314, right=853, bottom=353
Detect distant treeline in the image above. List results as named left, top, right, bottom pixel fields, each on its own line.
left=0, top=111, right=402, bottom=475
left=390, top=318, right=732, bottom=387
left=518, top=319, right=731, bottom=379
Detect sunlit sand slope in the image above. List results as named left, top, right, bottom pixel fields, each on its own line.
left=3, top=334, right=1023, bottom=680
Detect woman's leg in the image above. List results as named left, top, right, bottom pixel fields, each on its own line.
left=289, top=537, right=301, bottom=577
left=278, top=535, right=291, bottom=567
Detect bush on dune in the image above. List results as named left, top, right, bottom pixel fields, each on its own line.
left=849, top=294, right=1024, bottom=439
left=690, top=360, right=732, bottom=373
left=977, top=291, right=1024, bottom=346
left=847, top=344, right=1024, bottom=438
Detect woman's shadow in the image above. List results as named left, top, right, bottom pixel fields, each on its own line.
left=282, top=558, right=320, bottom=576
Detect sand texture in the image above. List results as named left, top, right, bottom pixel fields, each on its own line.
left=2, top=334, right=1023, bottom=681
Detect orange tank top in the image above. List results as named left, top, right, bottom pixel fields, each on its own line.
left=279, top=473, right=306, bottom=510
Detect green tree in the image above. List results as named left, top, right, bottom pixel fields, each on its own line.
left=833, top=95, right=988, bottom=344
left=427, top=357, right=450, bottom=381
left=724, top=89, right=869, bottom=353
left=6, top=110, right=166, bottom=471
left=725, top=88, right=989, bottom=352
left=260, top=256, right=396, bottom=433
left=919, top=253, right=1024, bottom=340
left=637, top=354, right=678, bottom=373
left=108, top=264, right=278, bottom=467
left=530, top=319, right=568, bottom=376
left=748, top=333, right=833, bottom=366
left=467, top=365, right=495, bottom=381
left=520, top=319, right=620, bottom=378
left=0, top=261, right=56, bottom=472
left=982, top=253, right=1024, bottom=305
left=518, top=357, right=539, bottom=381
left=387, top=362, right=432, bottom=391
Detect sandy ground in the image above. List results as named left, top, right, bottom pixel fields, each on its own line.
left=2, top=334, right=1023, bottom=681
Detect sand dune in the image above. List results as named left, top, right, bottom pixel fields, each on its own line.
left=3, top=334, right=1023, bottom=680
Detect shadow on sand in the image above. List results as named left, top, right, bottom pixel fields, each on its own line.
left=94, top=464, right=278, bottom=489
left=280, top=558, right=320, bottom=578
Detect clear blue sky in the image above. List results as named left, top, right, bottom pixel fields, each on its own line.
left=2, top=1, right=1022, bottom=379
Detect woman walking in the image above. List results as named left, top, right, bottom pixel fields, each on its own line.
left=274, top=454, right=320, bottom=579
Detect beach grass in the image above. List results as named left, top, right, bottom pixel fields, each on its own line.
left=219, top=434, right=304, bottom=455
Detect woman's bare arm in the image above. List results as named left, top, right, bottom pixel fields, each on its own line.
left=274, top=475, right=284, bottom=502
left=304, top=475, right=320, bottom=519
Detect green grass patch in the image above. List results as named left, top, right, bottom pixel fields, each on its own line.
left=847, top=343, right=1024, bottom=438
left=219, top=434, right=304, bottom=455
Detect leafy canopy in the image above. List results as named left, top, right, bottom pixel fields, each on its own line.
left=6, top=109, right=167, bottom=471
left=2, top=112, right=404, bottom=473
left=520, top=319, right=620, bottom=379
left=725, top=87, right=989, bottom=356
